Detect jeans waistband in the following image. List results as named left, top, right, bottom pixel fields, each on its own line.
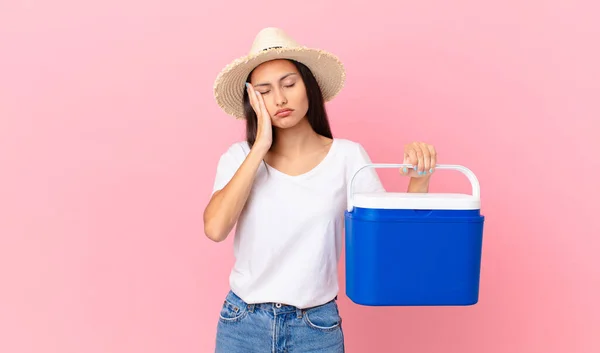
left=224, top=290, right=337, bottom=319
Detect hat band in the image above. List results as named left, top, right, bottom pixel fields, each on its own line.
left=262, top=46, right=282, bottom=51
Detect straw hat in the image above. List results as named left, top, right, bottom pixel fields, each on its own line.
left=213, top=27, right=346, bottom=119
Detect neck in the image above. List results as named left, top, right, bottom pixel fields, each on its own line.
left=270, top=118, right=324, bottom=156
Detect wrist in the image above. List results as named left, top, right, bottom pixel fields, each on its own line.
left=250, top=143, right=270, bottom=158
left=408, top=175, right=430, bottom=193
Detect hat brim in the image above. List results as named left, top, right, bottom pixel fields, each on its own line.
left=213, top=47, right=346, bottom=119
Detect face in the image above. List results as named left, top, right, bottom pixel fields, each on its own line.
left=249, top=59, right=309, bottom=129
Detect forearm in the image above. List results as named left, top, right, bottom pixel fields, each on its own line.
left=203, top=146, right=268, bottom=242
left=407, top=176, right=430, bottom=193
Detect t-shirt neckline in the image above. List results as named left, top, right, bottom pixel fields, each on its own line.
left=264, top=138, right=338, bottom=179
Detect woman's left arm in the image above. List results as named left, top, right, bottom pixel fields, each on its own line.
left=399, top=141, right=437, bottom=193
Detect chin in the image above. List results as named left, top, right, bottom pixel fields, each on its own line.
left=273, top=115, right=303, bottom=129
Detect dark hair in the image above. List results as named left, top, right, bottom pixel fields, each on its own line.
left=242, top=59, right=333, bottom=149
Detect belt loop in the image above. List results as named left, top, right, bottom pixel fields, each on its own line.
left=296, top=308, right=303, bottom=319
left=248, top=303, right=255, bottom=313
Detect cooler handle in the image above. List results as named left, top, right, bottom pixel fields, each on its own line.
left=347, top=164, right=480, bottom=212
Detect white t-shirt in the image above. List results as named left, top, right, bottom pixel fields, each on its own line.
left=211, top=138, right=385, bottom=309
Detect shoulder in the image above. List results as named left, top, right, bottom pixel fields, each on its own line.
left=333, top=138, right=370, bottom=158
left=215, top=140, right=251, bottom=167
left=219, top=140, right=251, bottom=158
left=333, top=138, right=364, bottom=152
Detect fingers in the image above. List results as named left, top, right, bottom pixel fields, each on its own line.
left=247, top=82, right=271, bottom=124
left=419, top=142, right=431, bottom=174
left=256, top=90, right=269, bottom=120
left=427, top=144, right=437, bottom=173
left=401, top=152, right=410, bottom=175
left=406, top=148, right=418, bottom=172
left=416, top=143, right=425, bottom=174
left=246, top=82, right=260, bottom=115
left=404, top=142, right=436, bottom=177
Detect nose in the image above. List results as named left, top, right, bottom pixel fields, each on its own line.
left=273, top=88, right=288, bottom=107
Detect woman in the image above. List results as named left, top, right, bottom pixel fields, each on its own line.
left=205, top=27, right=437, bottom=353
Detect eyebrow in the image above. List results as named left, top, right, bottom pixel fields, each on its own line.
left=254, top=73, right=298, bottom=87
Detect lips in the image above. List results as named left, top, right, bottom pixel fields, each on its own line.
left=275, top=108, right=294, bottom=117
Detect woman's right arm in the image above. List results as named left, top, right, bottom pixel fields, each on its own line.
left=203, top=145, right=268, bottom=242
left=203, top=84, right=272, bottom=242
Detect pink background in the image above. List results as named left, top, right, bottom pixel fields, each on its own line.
left=1, top=1, right=599, bottom=352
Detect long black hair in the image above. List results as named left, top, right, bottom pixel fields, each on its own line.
left=242, top=59, right=333, bottom=149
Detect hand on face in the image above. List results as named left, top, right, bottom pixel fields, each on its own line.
left=246, top=82, right=272, bottom=151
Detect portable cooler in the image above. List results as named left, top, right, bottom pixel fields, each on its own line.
left=344, top=164, right=485, bottom=306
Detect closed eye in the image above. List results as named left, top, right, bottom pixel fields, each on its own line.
left=259, top=83, right=295, bottom=95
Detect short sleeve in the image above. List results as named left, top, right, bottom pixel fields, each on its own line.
left=348, top=143, right=386, bottom=195
left=212, top=142, right=247, bottom=195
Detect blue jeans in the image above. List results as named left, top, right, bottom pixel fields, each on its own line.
left=215, top=290, right=345, bottom=352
